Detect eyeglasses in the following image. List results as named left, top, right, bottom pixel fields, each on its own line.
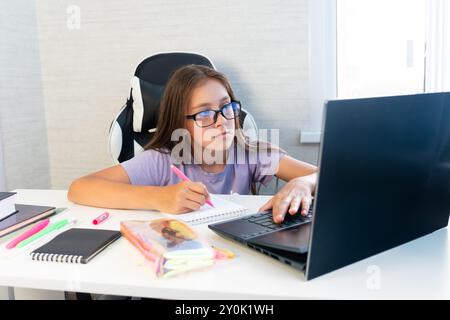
left=186, top=101, right=241, bottom=128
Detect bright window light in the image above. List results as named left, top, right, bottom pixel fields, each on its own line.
left=337, top=0, right=427, bottom=98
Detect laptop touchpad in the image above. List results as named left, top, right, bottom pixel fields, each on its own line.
left=248, top=223, right=311, bottom=254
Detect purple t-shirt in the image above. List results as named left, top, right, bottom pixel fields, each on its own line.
left=120, top=145, right=286, bottom=195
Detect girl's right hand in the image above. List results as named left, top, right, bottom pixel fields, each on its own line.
left=157, top=181, right=211, bottom=214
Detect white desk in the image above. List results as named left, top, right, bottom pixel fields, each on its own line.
left=0, top=189, right=449, bottom=300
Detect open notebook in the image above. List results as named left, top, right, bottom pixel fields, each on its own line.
left=164, top=195, right=249, bottom=226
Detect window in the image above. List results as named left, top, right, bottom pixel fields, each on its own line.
left=306, top=0, right=450, bottom=134
left=337, top=0, right=427, bottom=98
left=424, top=0, right=450, bottom=92
left=337, top=0, right=450, bottom=98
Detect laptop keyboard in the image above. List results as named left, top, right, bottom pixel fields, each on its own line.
left=239, top=207, right=313, bottom=238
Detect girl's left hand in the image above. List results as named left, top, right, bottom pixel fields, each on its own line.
left=258, top=177, right=314, bottom=223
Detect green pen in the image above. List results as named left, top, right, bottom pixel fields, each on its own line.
left=16, top=219, right=69, bottom=248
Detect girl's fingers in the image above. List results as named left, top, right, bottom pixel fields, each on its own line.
left=174, top=207, right=191, bottom=214
left=185, top=190, right=206, bottom=206
left=288, top=195, right=302, bottom=215
left=180, top=197, right=203, bottom=211
left=187, top=182, right=210, bottom=199
left=258, top=197, right=274, bottom=212
left=301, top=197, right=311, bottom=216
left=273, top=195, right=292, bottom=223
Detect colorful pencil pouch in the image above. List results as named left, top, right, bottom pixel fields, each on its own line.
left=120, top=218, right=215, bottom=278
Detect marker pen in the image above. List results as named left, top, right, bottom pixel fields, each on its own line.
left=92, top=212, right=110, bottom=225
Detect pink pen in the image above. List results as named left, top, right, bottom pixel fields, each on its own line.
left=92, top=212, right=110, bottom=225
left=6, top=219, right=50, bottom=249
left=170, top=165, right=215, bottom=208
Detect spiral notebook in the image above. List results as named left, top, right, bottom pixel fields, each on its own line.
left=165, top=195, right=249, bottom=226
left=30, top=228, right=121, bottom=264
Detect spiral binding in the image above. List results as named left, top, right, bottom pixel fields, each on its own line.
left=31, top=252, right=83, bottom=264
left=186, top=208, right=248, bottom=226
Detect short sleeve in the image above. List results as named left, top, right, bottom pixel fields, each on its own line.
left=251, top=150, right=287, bottom=186
left=120, top=149, right=170, bottom=186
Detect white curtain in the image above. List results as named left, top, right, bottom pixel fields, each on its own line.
left=425, top=0, right=450, bottom=92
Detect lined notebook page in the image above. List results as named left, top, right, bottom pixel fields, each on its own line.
left=164, top=195, right=249, bottom=225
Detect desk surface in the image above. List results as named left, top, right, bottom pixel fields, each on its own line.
left=0, top=189, right=449, bottom=299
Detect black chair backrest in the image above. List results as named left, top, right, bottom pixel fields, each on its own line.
left=136, top=52, right=214, bottom=84
left=109, top=52, right=214, bottom=163
left=109, top=52, right=258, bottom=164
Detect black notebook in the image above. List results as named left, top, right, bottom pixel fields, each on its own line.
left=30, top=228, right=122, bottom=264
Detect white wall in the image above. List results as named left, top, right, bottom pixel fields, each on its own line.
left=0, top=0, right=51, bottom=191
left=0, top=0, right=50, bottom=298
left=0, top=131, right=5, bottom=191
left=35, top=0, right=318, bottom=191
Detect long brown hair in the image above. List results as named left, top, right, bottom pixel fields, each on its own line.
left=144, top=64, right=238, bottom=151
left=145, top=64, right=278, bottom=153
left=144, top=64, right=283, bottom=193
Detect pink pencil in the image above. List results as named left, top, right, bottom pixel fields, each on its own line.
left=6, top=219, right=50, bottom=249
left=170, top=165, right=215, bottom=208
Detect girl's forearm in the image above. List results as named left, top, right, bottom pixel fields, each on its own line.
left=67, top=176, right=164, bottom=210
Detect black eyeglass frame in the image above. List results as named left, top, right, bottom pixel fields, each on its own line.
left=186, top=100, right=241, bottom=128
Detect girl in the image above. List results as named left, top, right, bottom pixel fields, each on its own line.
left=68, top=65, right=317, bottom=223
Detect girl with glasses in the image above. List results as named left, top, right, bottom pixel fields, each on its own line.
left=68, top=65, right=317, bottom=223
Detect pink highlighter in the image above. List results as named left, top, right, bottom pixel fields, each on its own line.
left=92, top=212, right=110, bottom=225
left=6, top=219, right=50, bottom=249
left=170, top=165, right=215, bottom=208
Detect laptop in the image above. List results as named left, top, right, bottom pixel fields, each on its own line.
left=209, top=92, right=450, bottom=280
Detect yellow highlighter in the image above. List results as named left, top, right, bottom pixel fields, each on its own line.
left=212, top=245, right=235, bottom=259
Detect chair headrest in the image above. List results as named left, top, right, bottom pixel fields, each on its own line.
left=130, top=76, right=164, bottom=133
left=135, top=52, right=214, bottom=85
left=129, top=52, right=215, bottom=133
